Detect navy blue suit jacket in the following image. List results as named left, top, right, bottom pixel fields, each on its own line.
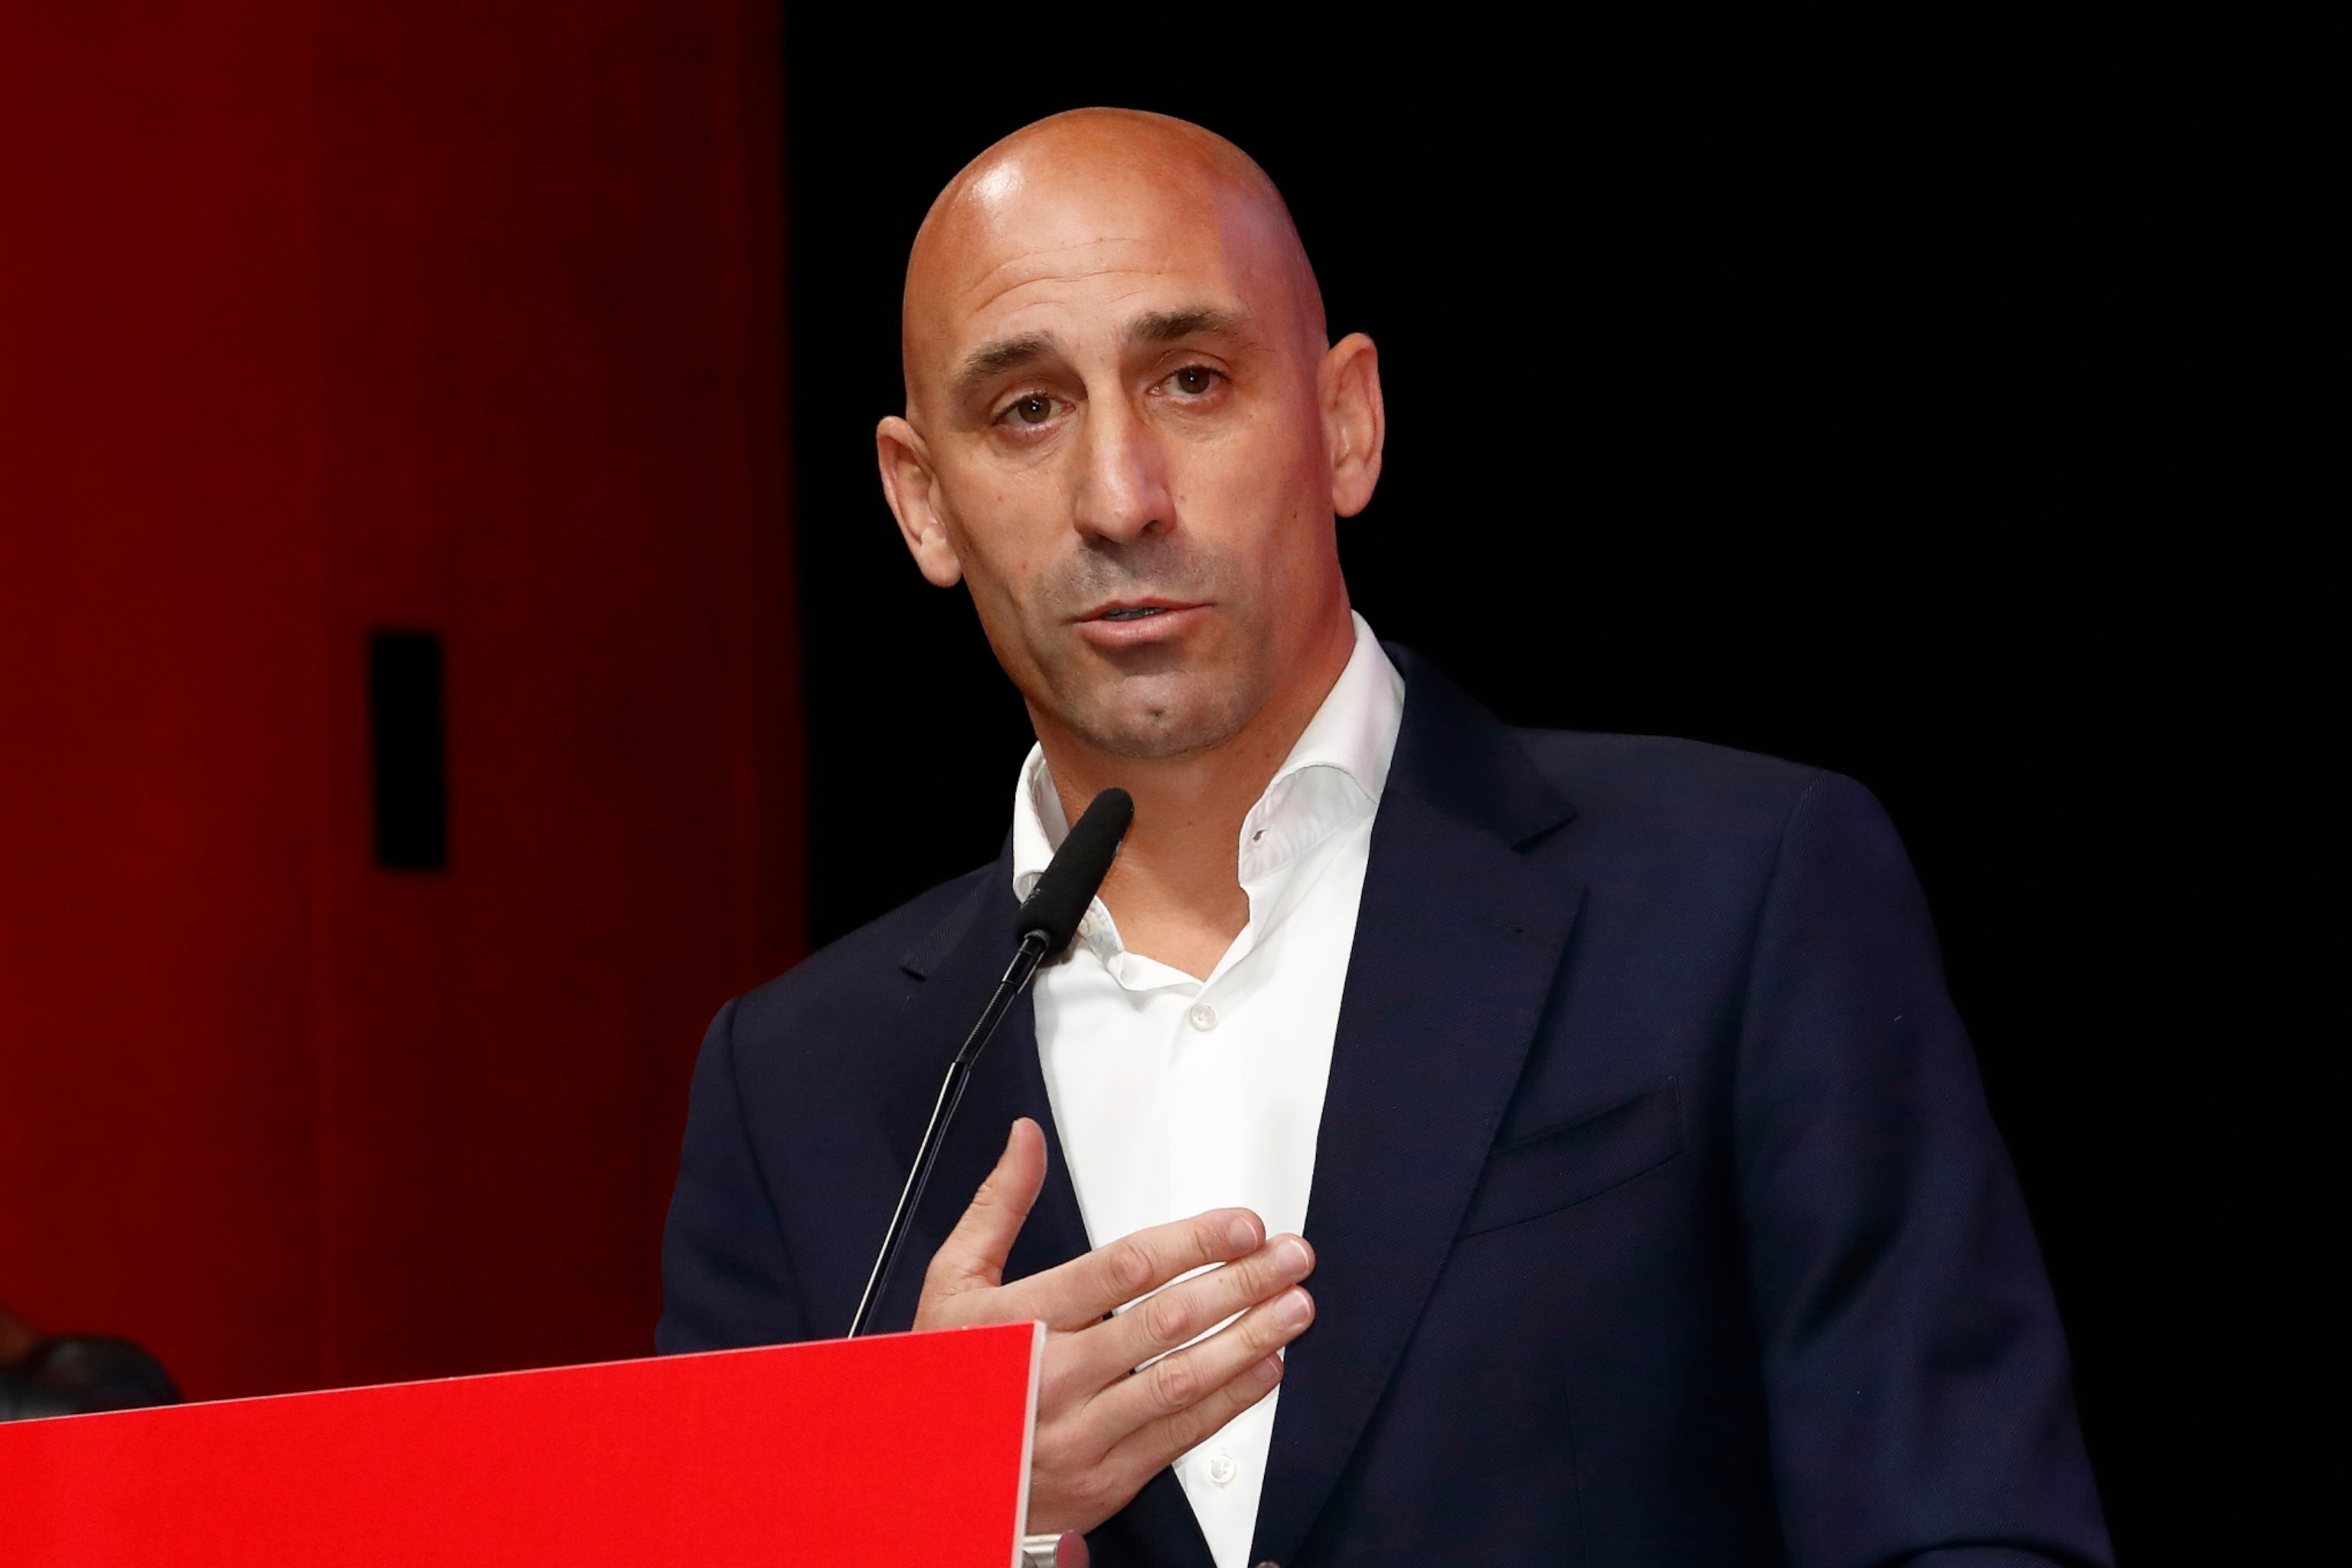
left=658, top=650, right=2112, bottom=1567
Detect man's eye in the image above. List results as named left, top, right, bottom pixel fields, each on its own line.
left=1007, top=394, right=1054, bottom=426
left=1168, top=366, right=1216, bottom=396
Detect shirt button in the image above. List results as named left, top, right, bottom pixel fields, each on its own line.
left=1207, top=1449, right=1238, bottom=1485
left=1187, top=1002, right=1218, bottom=1031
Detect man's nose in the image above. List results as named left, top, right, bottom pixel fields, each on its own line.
left=1070, top=397, right=1174, bottom=544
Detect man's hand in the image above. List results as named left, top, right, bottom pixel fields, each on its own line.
left=916, top=1118, right=1317, bottom=1536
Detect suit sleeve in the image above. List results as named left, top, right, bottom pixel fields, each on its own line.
left=655, top=997, right=813, bottom=1354
left=1732, top=774, right=2112, bottom=1568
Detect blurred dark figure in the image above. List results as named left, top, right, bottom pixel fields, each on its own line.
left=0, top=1298, right=181, bottom=1423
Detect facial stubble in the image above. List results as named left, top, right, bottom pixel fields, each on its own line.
left=1007, top=532, right=1277, bottom=762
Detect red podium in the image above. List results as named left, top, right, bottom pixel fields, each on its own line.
left=0, top=1323, right=1042, bottom=1566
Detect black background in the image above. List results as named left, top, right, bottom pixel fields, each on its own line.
left=781, top=5, right=2346, bottom=1560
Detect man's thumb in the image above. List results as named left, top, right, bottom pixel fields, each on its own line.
left=929, top=1117, right=1046, bottom=1293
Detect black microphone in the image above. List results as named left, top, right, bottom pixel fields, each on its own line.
left=847, top=786, right=1134, bottom=1337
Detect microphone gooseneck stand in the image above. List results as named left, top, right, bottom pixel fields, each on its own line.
left=847, top=786, right=1134, bottom=1338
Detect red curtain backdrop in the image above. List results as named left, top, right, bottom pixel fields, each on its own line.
left=0, top=0, right=800, bottom=1400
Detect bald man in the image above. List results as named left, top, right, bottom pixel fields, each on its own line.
left=658, top=111, right=2111, bottom=1568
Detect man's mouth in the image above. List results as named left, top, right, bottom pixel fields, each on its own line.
left=1076, top=599, right=1204, bottom=639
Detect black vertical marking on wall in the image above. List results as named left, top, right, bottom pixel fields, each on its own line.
left=368, top=629, right=447, bottom=871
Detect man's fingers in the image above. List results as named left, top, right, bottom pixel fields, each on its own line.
left=920, top=1119, right=1045, bottom=1304
left=1109, top=1346, right=1290, bottom=1478
left=1082, top=1283, right=1313, bottom=1455
left=1060, top=1233, right=1315, bottom=1393
left=1010, top=1207, right=1267, bottom=1333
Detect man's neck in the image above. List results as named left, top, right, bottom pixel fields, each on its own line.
left=1035, top=619, right=1356, bottom=979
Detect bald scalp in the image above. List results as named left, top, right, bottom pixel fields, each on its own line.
left=899, top=109, right=1328, bottom=419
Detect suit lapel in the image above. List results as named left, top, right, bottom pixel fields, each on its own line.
left=879, top=860, right=1214, bottom=1568
left=876, top=860, right=1093, bottom=1331
left=885, top=862, right=1219, bottom=1568
left=1251, top=652, right=1583, bottom=1566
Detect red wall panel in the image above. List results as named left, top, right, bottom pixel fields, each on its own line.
left=0, top=0, right=798, bottom=1400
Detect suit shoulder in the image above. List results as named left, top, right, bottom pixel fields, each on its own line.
left=1508, top=728, right=1856, bottom=851
left=1498, top=729, right=1922, bottom=965
left=1511, top=727, right=1828, bottom=806
left=729, top=864, right=997, bottom=1044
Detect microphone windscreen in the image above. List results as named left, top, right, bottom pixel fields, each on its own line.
left=1018, top=787, right=1134, bottom=951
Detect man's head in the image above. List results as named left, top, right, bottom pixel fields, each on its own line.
left=877, top=109, right=1383, bottom=765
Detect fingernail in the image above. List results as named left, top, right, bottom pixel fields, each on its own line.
left=1258, top=1354, right=1285, bottom=1383
left=1273, top=1236, right=1312, bottom=1276
left=1225, top=1214, right=1258, bottom=1252
left=1277, top=1288, right=1313, bottom=1328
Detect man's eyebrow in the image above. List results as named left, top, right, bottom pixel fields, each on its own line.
left=950, top=310, right=1249, bottom=400
left=954, top=333, right=1054, bottom=397
left=1129, top=307, right=1246, bottom=345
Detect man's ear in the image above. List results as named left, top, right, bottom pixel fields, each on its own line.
left=877, top=415, right=965, bottom=587
left=1321, top=332, right=1386, bottom=518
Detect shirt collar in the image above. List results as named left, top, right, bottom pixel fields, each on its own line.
left=1011, top=611, right=1404, bottom=906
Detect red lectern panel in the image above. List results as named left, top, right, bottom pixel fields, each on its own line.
left=0, top=1323, right=1041, bottom=1567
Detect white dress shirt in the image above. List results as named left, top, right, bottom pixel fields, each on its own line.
left=1011, top=612, right=1404, bottom=1568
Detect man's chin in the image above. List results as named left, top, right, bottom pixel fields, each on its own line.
left=1059, top=679, right=1260, bottom=763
